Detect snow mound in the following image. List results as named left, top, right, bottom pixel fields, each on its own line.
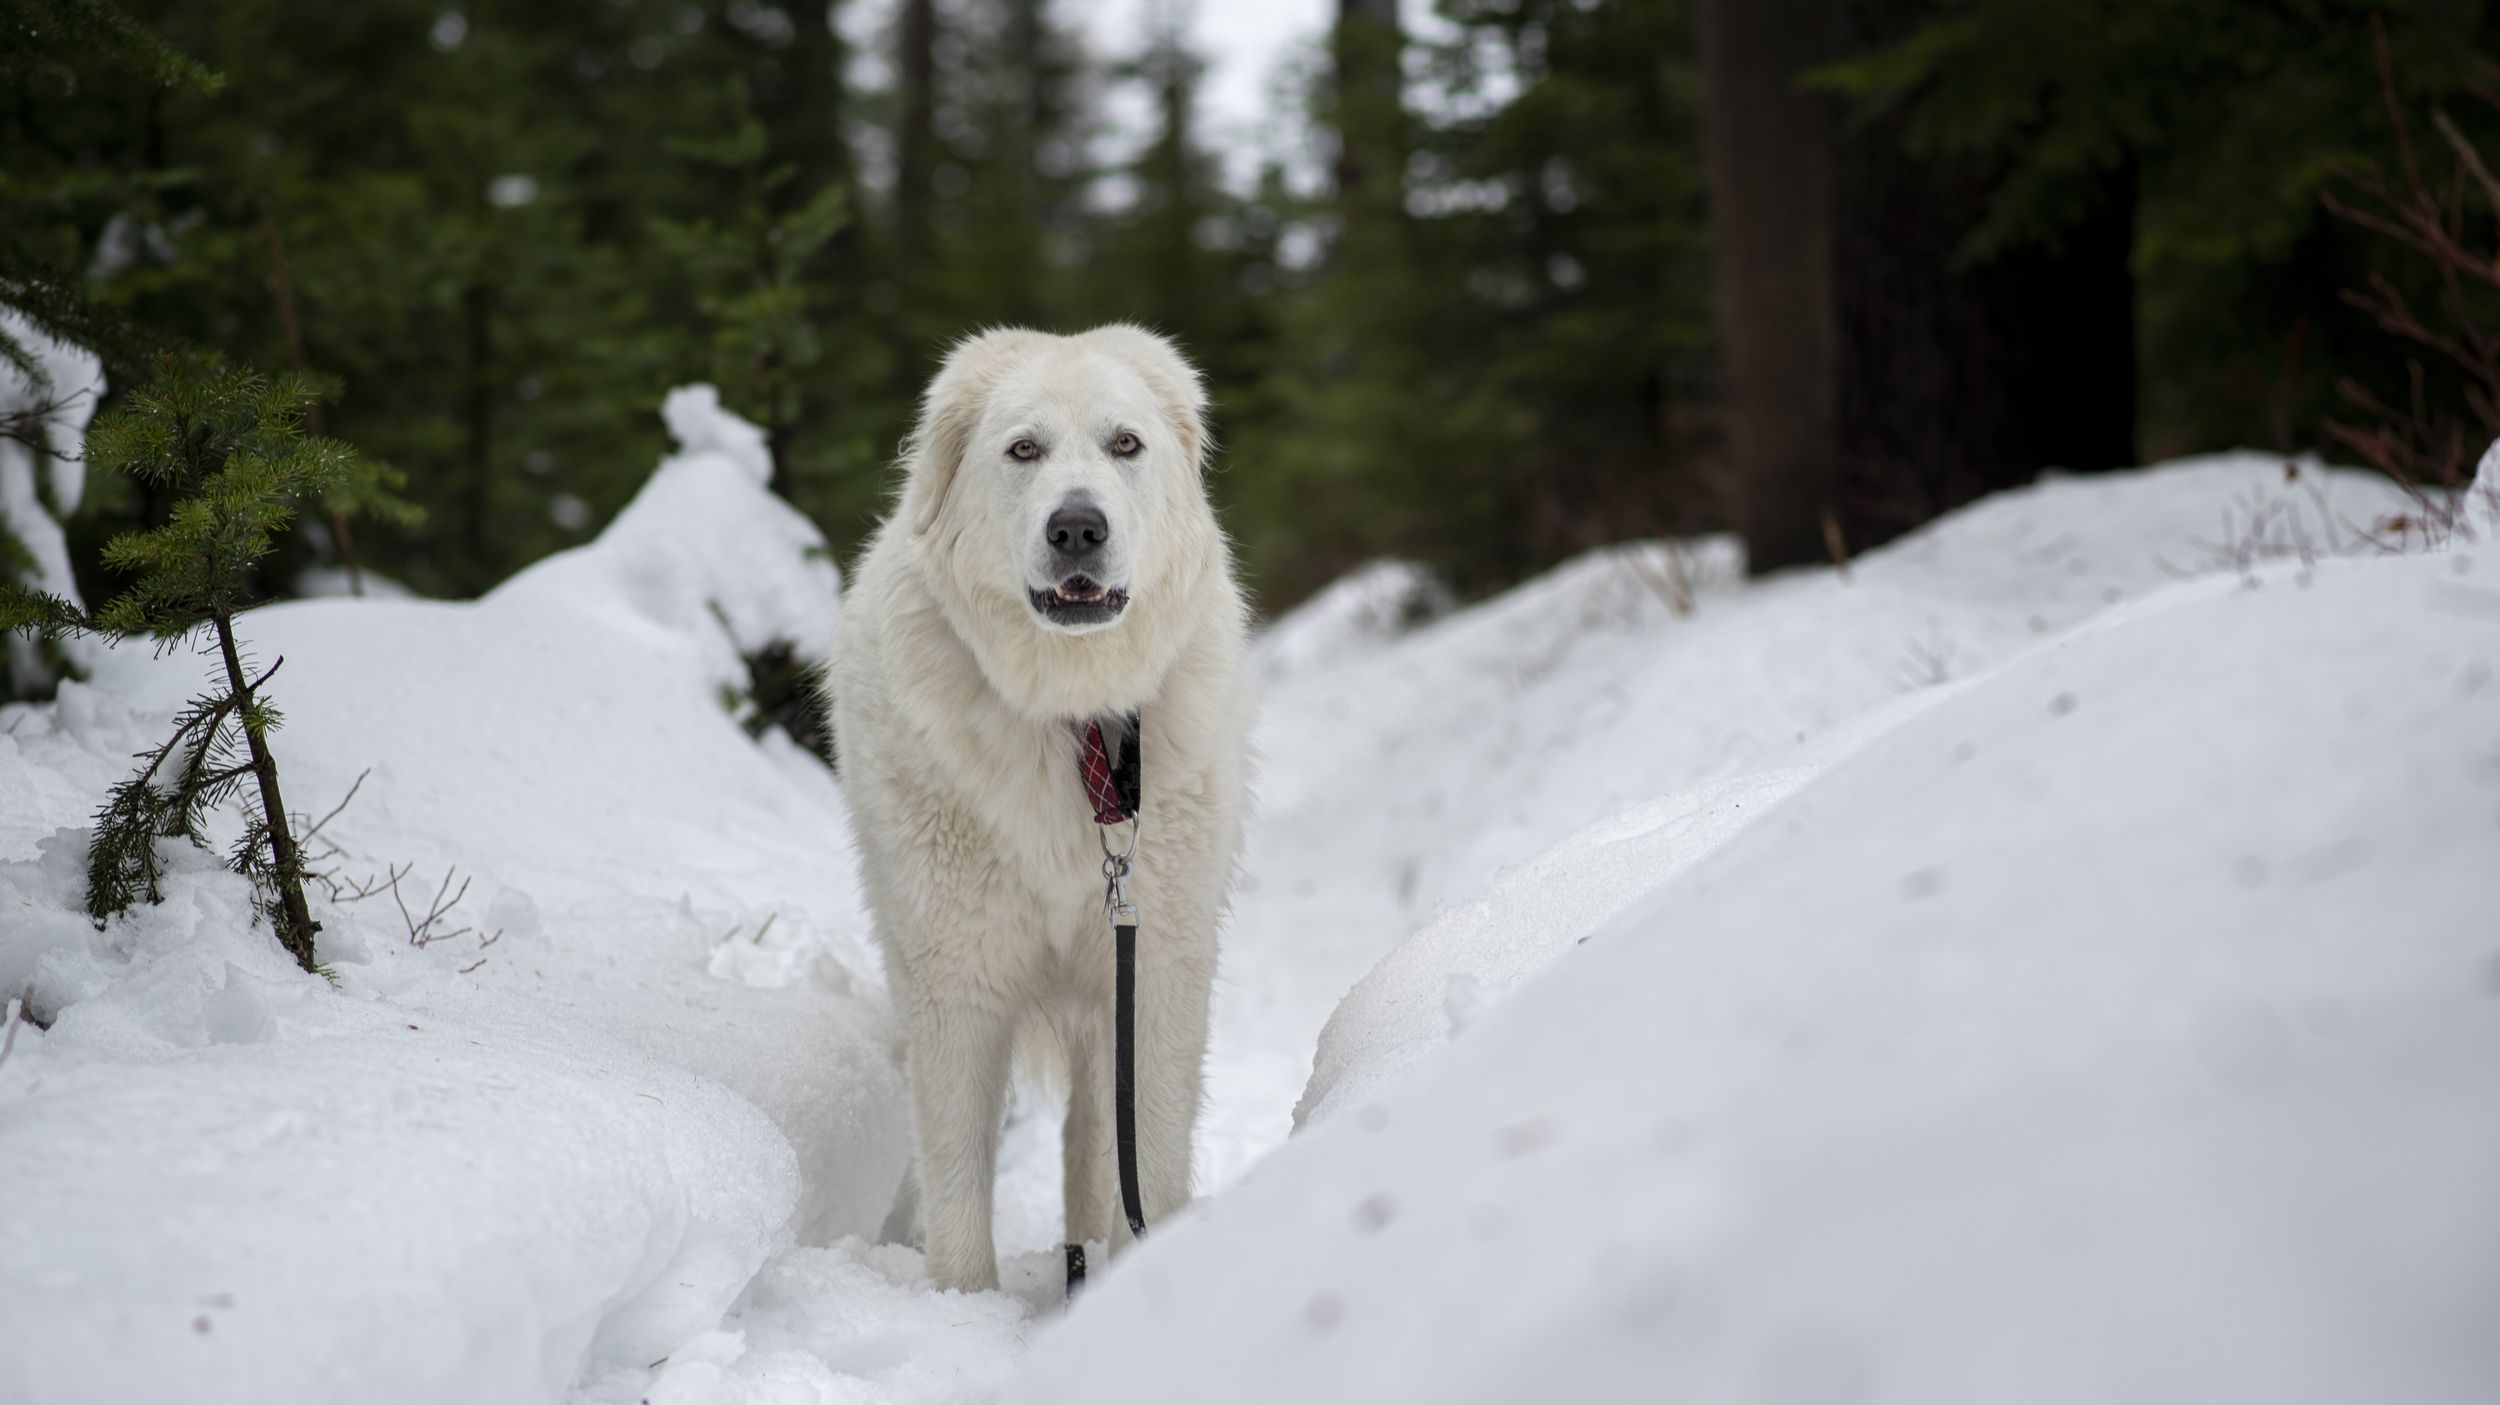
left=0, top=390, right=911, bottom=1405
left=1013, top=537, right=2500, bottom=1404
left=1292, top=766, right=1814, bottom=1130
left=1, top=842, right=795, bottom=1404
left=292, top=565, right=417, bottom=599
left=1253, top=560, right=1454, bottom=686
left=1197, top=455, right=2416, bottom=1190
left=494, top=383, right=841, bottom=674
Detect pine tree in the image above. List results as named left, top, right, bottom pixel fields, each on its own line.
left=652, top=75, right=850, bottom=502
left=2, top=0, right=213, bottom=692
left=1811, top=0, right=2500, bottom=463
left=1426, top=0, right=1713, bottom=572
left=1, top=358, right=413, bottom=972
left=0, top=0, right=216, bottom=373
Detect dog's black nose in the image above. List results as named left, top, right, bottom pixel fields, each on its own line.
left=1046, top=502, right=1109, bottom=560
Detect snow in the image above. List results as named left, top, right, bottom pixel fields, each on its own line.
left=1198, top=455, right=2427, bottom=1191
left=1013, top=468, right=2500, bottom=1404
left=1252, top=559, right=1454, bottom=689
left=2, top=388, right=906, bottom=1404
left=1291, top=766, right=1814, bottom=1131
left=7, top=414, right=2494, bottom=1405
left=0, top=308, right=97, bottom=525
left=292, top=566, right=417, bottom=599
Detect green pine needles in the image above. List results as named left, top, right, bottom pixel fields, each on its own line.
left=651, top=76, right=850, bottom=503
left=1, top=357, right=412, bottom=972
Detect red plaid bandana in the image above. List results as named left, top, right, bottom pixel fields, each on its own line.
left=1074, top=715, right=1140, bottom=826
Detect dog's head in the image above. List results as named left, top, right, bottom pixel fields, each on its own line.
left=898, top=324, right=1216, bottom=641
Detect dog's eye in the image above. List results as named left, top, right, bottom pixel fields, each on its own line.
left=1111, top=431, right=1142, bottom=457
left=1009, top=438, right=1040, bottom=462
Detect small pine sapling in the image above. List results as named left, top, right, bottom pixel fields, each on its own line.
left=1, top=357, right=414, bottom=972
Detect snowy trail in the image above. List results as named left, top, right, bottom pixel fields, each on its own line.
left=6, top=411, right=2477, bottom=1405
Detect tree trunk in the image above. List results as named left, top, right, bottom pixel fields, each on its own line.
left=213, top=613, right=319, bottom=972
left=764, top=1, right=851, bottom=204
left=766, top=395, right=796, bottom=502
left=461, top=276, right=496, bottom=591
left=894, top=0, right=937, bottom=242
left=1332, top=0, right=1405, bottom=217
left=257, top=196, right=363, bottom=595
left=1697, top=0, right=1840, bottom=573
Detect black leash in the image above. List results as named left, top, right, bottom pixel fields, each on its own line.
left=1068, top=711, right=1146, bottom=1296
left=1113, top=896, right=1145, bottom=1239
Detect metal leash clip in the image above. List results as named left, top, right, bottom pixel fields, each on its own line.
left=1099, top=819, right=1140, bottom=927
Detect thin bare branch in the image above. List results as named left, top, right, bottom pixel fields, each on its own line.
left=299, top=768, right=369, bottom=847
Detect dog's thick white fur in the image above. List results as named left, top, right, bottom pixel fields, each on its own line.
left=829, top=325, right=1250, bottom=1292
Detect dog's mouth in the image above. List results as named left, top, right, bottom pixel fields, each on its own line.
left=1029, top=576, right=1131, bottom=629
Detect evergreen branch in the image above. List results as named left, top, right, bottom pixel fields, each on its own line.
left=0, top=0, right=222, bottom=94
left=0, top=583, right=104, bottom=639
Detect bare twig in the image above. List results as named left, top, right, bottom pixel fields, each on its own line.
left=0, top=988, right=28, bottom=1072
left=324, top=859, right=409, bottom=905
left=0, top=385, right=99, bottom=467
left=2318, top=17, right=2500, bottom=549
left=2436, top=110, right=2500, bottom=219
left=395, top=869, right=474, bottom=948
left=1622, top=543, right=1694, bottom=617
left=1820, top=509, right=1853, bottom=581
left=240, top=655, right=284, bottom=700
left=1896, top=622, right=1955, bottom=689
left=299, top=768, right=368, bottom=848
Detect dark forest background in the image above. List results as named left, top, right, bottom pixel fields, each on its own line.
left=6, top=0, right=2498, bottom=646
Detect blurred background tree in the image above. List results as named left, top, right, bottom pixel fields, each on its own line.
left=6, top=0, right=2494, bottom=636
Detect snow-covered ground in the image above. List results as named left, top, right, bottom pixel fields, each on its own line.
left=4, top=391, right=2493, bottom=1403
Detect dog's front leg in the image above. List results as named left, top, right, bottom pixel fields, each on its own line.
left=903, top=987, right=1011, bottom=1292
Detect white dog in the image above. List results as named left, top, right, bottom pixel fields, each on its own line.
left=829, top=325, right=1251, bottom=1292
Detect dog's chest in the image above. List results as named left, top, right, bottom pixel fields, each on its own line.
left=935, top=711, right=1110, bottom=916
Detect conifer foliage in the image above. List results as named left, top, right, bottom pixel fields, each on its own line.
left=652, top=77, right=851, bottom=503
left=1, top=358, right=412, bottom=971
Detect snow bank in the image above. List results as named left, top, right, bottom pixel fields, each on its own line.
left=8, top=423, right=2478, bottom=1405
left=1198, top=454, right=2417, bottom=1186
left=0, top=389, right=908, bottom=1405
left=1012, top=517, right=2500, bottom=1403
left=1292, top=766, right=1814, bottom=1130
left=1252, top=559, right=1454, bottom=687
left=494, top=383, right=842, bottom=676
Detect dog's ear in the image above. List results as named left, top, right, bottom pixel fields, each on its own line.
left=1084, top=323, right=1210, bottom=476
left=900, top=329, right=1029, bottom=536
